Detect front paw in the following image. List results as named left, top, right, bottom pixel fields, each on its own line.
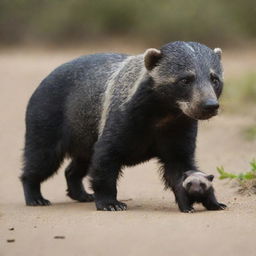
left=180, top=207, right=195, bottom=213
left=205, top=202, right=227, bottom=211
left=217, top=203, right=227, bottom=210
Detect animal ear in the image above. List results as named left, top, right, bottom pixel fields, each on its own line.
left=214, top=48, right=222, bottom=60
left=183, top=171, right=191, bottom=180
left=144, top=48, right=162, bottom=71
left=207, top=174, right=214, bottom=181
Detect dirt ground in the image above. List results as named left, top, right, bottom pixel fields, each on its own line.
left=0, top=46, right=256, bottom=256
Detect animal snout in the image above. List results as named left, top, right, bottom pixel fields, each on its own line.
left=190, top=187, right=203, bottom=196
left=201, top=99, right=219, bottom=111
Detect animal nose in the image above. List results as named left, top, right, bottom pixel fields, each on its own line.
left=191, top=188, right=203, bottom=195
left=202, top=99, right=219, bottom=111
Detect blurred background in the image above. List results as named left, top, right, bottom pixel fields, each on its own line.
left=1, top=0, right=256, bottom=47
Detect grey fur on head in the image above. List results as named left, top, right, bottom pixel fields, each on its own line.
left=98, top=41, right=223, bottom=137
left=182, top=171, right=214, bottom=195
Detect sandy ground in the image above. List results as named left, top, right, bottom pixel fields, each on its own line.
left=0, top=47, right=256, bottom=256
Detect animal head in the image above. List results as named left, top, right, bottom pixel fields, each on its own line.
left=182, top=171, right=214, bottom=196
left=143, top=41, right=223, bottom=120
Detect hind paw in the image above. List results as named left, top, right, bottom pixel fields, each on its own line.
left=96, top=200, right=127, bottom=211
left=67, top=191, right=94, bottom=202
left=26, top=197, right=51, bottom=206
left=204, top=202, right=227, bottom=211
left=217, top=203, right=227, bottom=210
left=181, top=207, right=195, bottom=213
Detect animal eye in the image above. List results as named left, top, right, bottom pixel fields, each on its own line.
left=187, top=182, right=192, bottom=187
left=200, top=183, right=206, bottom=189
left=179, top=76, right=194, bottom=86
left=180, top=78, right=190, bottom=85
left=211, top=74, right=220, bottom=87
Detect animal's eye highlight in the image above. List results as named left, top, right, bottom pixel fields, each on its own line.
left=178, top=76, right=194, bottom=86
left=210, top=74, right=220, bottom=87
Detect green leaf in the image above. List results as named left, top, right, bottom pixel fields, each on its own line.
left=250, top=159, right=256, bottom=171
left=217, top=166, right=237, bottom=179
left=217, top=159, right=256, bottom=182
left=243, top=172, right=256, bottom=180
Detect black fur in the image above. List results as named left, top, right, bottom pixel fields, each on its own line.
left=20, top=41, right=226, bottom=212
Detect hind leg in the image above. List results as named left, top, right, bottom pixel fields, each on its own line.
left=65, top=158, right=94, bottom=202
left=21, top=146, right=63, bottom=206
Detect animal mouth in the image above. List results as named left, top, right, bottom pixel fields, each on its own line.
left=195, top=109, right=218, bottom=120
left=188, top=188, right=205, bottom=197
left=177, top=101, right=219, bottom=120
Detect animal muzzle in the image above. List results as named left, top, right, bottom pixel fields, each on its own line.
left=199, top=99, right=219, bottom=119
left=194, top=85, right=220, bottom=119
left=177, top=98, right=219, bottom=120
left=177, top=84, right=220, bottom=120
left=189, top=187, right=204, bottom=196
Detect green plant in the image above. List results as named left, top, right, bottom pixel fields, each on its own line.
left=217, top=159, right=256, bottom=181
left=217, top=159, right=256, bottom=193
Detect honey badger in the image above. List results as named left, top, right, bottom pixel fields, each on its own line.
left=181, top=171, right=226, bottom=213
left=21, top=41, right=226, bottom=213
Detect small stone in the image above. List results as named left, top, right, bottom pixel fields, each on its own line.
left=8, top=227, right=14, bottom=231
left=7, top=239, right=15, bottom=243
left=54, top=236, right=65, bottom=239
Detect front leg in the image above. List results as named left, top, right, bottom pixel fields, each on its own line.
left=173, top=184, right=195, bottom=213
left=162, top=163, right=196, bottom=213
left=202, top=188, right=227, bottom=211
left=90, top=141, right=127, bottom=211
left=156, top=117, right=198, bottom=212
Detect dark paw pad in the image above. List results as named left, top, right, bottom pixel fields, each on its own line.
left=26, top=197, right=51, bottom=206
left=96, top=200, right=127, bottom=211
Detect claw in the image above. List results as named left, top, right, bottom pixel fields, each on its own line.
left=121, top=204, right=127, bottom=210
left=96, top=200, right=127, bottom=211
left=36, top=199, right=44, bottom=206
left=115, top=205, right=123, bottom=211
left=109, top=206, right=116, bottom=211
left=181, top=207, right=195, bottom=213
left=26, top=197, right=51, bottom=206
left=219, top=203, right=227, bottom=209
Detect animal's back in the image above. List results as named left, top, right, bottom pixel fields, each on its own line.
left=25, top=53, right=129, bottom=156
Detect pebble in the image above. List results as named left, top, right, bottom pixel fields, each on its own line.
left=54, top=236, right=65, bottom=239
left=7, top=239, right=15, bottom=243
